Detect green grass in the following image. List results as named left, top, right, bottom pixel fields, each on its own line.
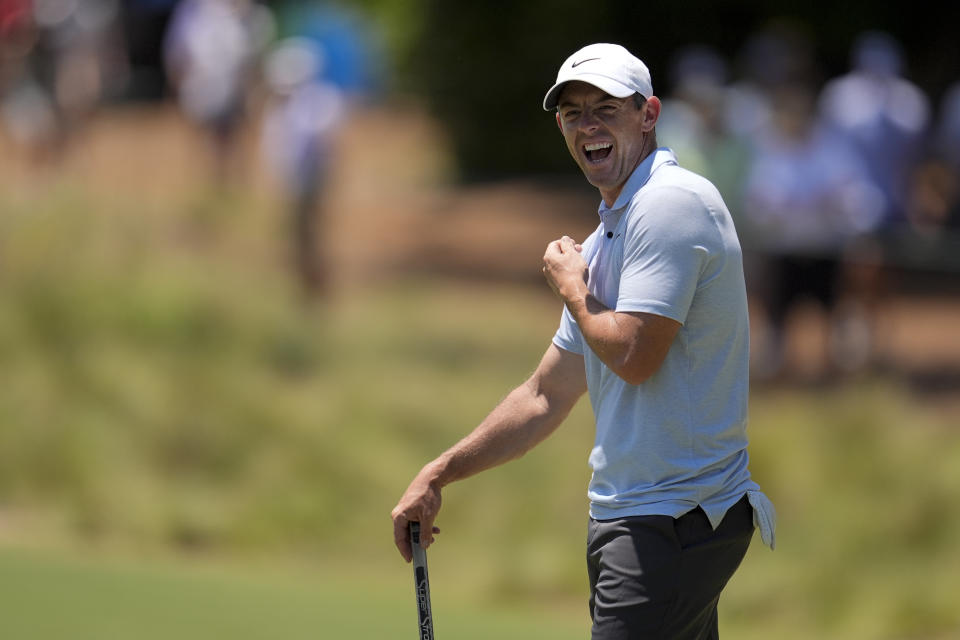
left=723, top=385, right=960, bottom=639
left=1, top=178, right=959, bottom=638
left=0, top=548, right=588, bottom=639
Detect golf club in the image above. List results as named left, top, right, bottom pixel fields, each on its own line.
left=409, top=522, right=435, bottom=640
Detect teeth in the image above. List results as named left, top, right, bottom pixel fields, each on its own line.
left=584, top=142, right=612, bottom=151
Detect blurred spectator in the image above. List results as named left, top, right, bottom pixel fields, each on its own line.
left=658, top=45, right=751, bottom=216
left=260, top=37, right=345, bottom=299
left=732, top=26, right=940, bottom=381
left=819, top=31, right=931, bottom=229
left=257, top=2, right=380, bottom=298
left=906, top=82, right=960, bottom=235
left=724, top=22, right=817, bottom=149
left=0, top=0, right=34, bottom=66
left=815, top=32, right=935, bottom=377
left=120, top=0, right=180, bottom=101
left=163, top=0, right=274, bottom=185
left=1, top=0, right=57, bottom=163
left=1, top=0, right=127, bottom=165
left=41, top=0, right=129, bottom=124
left=741, top=78, right=885, bottom=379
left=935, top=81, right=960, bottom=173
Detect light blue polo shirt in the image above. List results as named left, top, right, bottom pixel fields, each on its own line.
left=554, top=148, right=771, bottom=535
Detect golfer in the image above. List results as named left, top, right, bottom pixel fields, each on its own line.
left=392, top=43, right=775, bottom=639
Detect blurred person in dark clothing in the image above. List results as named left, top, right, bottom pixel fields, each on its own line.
left=815, top=32, right=933, bottom=375
left=906, top=81, right=960, bottom=235
left=935, top=81, right=960, bottom=176
left=742, top=81, right=885, bottom=379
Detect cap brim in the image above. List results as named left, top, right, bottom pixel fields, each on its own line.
left=542, top=75, right=637, bottom=111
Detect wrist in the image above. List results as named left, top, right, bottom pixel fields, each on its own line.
left=559, top=280, right=589, bottom=312
left=422, top=457, right=450, bottom=489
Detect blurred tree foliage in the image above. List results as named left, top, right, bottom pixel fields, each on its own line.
left=403, top=0, right=610, bottom=180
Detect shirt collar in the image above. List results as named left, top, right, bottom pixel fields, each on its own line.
left=598, top=147, right=678, bottom=217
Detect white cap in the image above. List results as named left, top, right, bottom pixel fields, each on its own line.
left=542, top=43, right=653, bottom=111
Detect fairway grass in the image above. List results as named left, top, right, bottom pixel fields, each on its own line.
left=0, top=547, right=589, bottom=640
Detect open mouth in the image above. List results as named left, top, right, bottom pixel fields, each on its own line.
left=584, top=142, right=612, bottom=163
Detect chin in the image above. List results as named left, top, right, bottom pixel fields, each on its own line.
left=582, top=169, right=612, bottom=189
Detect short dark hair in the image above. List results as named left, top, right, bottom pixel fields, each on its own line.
left=633, top=93, right=647, bottom=110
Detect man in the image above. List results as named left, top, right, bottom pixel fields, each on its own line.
left=391, top=43, right=775, bottom=639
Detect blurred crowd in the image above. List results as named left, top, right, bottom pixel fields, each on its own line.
left=657, top=27, right=960, bottom=380
left=0, top=0, right=376, bottom=298
left=0, top=0, right=129, bottom=163
left=2, top=5, right=958, bottom=373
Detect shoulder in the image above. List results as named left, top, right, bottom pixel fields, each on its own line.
left=621, top=168, right=734, bottom=256
left=630, top=167, right=725, bottom=226
left=650, top=164, right=723, bottom=202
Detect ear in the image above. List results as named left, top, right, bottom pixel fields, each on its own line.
left=555, top=111, right=563, bottom=132
left=641, top=96, right=661, bottom=132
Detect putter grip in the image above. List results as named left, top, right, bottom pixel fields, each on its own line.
left=410, top=522, right=435, bottom=640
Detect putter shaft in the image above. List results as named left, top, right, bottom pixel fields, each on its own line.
left=410, top=522, right=435, bottom=640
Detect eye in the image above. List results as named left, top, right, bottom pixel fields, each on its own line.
left=561, top=109, right=581, bottom=120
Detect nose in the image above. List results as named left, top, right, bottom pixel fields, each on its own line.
left=578, top=109, right=601, bottom=132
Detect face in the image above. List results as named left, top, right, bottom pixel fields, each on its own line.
left=555, top=82, right=659, bottom=205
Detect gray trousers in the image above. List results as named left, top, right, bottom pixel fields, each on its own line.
left=587, top=495, right=754, bottom=639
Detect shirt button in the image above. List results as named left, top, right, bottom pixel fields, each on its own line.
left=606, top=231, right=614, bottom=238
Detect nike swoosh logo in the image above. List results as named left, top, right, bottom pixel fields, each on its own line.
left=571, top=57, right=600, bottom=68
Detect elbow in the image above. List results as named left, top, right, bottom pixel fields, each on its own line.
left=611, top=355, right=661, bottom=386
left=618, top=368, right=654, bottom=386
left=599, top=315, right=679, bottom=384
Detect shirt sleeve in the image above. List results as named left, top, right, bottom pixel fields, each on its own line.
left=616, top=185, right=717, bottom=324
left=552, top=304, right=584, bottom=354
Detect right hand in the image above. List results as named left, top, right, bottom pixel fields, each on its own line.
left=391, top=466, right=443, bottom=562
left=542, top=236, right=588, bottom=302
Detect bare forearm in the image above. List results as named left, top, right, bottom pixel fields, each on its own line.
left=542, top=236, right=641, bottom=380
left=426, top=379, right=569, bottom=489
left=559, top=282, right=679, bottom=385
left=543, top=235, right=679, bottom=384
left=391, top=343, right=585, bottom=560
left=563, top=289, right=634, bottom=374
left=391, top=382, right=566, bottom=562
